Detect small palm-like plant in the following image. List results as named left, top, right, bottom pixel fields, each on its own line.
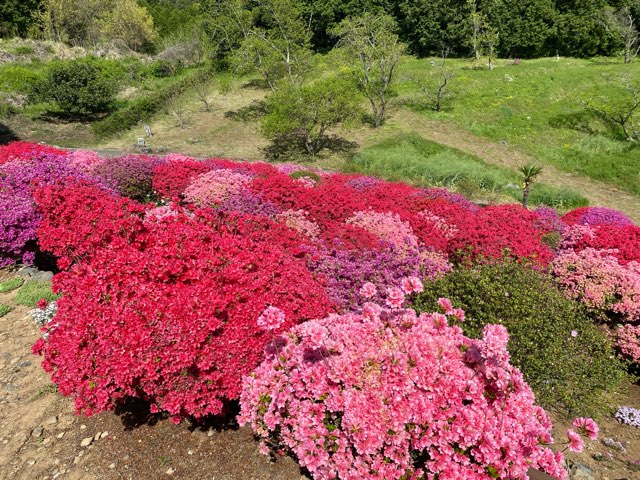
left=519, top=164, right=543, bottom=207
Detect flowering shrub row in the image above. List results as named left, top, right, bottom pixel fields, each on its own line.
left=0, top=142, right=633, bottom=480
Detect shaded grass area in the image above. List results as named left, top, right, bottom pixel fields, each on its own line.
left=15, top=281, right=58, bottom=308
left=345, top=132, right=588, bottom=209
left=398, top=57, right=640, bottom=195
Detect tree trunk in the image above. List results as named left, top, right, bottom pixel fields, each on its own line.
left=522, top=183, right=531, bottom=207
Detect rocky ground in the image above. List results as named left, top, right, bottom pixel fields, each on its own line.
left=0, top=268, right=638, bottom=480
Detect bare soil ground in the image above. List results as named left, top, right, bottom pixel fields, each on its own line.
left=1, top=269, right=639, bottom=480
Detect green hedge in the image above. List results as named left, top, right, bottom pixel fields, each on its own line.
left=92, top=68, right=212, bottom=138
left=413, top=261, right=626, bottom=417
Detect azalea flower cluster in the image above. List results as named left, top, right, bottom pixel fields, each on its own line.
left=0, top=153, right=112, bottom=267
left=239, top=292, right=569, bottom=480
left=33, top=185, right=331, bottom=420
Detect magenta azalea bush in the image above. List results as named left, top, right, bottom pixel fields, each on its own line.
left=239, top=295, right=568, bottom=480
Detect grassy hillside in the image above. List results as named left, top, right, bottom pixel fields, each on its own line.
left=2, top=54, right=640, bottom=213
left=399, top=57, right=640, bottom=195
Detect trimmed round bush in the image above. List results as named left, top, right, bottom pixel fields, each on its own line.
left=33, top=59, right=117, bottom=118
left=93, top=155, right=161, bottom=202
left=413, top=261, right=626, bottom=416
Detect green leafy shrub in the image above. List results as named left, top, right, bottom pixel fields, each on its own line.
left=413, top=261, right=626, bottom=417
left=32, top=59, right=117, bottom=118
left=15, top=281, right=59, bottom=308
left=262, top=77, right=363, bottom=156
left=92, top=68, right=212, bottom=138
left=289, top=170, right=321, bottom=182
left=0, top=277, right=24, bottom=293
left=0, top=304, right=11, bottom=317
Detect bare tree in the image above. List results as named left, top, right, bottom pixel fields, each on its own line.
left=332, top=13, right=404, bottom=128
left=193, top=83, right=213, bottom=112
left=167, top=96, right=189, bottom=129
left=582, top=76, right=640, bottom=142
left=603, top=4, right=640, bottom=63
left=480, top=24, right=499, bottom=70
left=407, top=52, right=455, bottom=112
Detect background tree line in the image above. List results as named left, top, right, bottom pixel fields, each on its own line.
left=2, top=0, right=640, bottom=59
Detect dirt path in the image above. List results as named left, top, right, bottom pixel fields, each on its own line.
left=392, top=111, right=640, bottom=222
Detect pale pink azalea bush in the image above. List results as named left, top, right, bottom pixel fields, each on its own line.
left=183, top=169, right=253, bottom=207
left=277, top=209, right=321, bottom=239
left=551, top=248, right=640, bottom=321
left=346, top=210, right=419, bottom=253
left=239, top=299, right=569, bottom=480
left=615, top=324, right=640, bottom=363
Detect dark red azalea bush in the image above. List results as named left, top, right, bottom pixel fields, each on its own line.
left=93, top=155, right=163, bottom=201
left=33, top=203, right=332, bottom=421
left=152, top=159, right=211, bottom=199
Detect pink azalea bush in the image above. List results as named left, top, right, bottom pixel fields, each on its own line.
left=239, top=297, right=568, bottom=480
left=346, top=210, right=420, bottom=253
left=551, top=248, right=640, bottom=321
left=615, top=324, right=640, bottom=363
left=183, top=169, right=253, bottom=207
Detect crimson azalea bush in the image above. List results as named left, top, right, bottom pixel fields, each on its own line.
left=239, top=293, right=569, bottom=480
left=0, top=141, right=66, bottom=164
left=33, top=198, right=332, bottom=420
left=152, top=158, right=211, bottom=199
left=0, top=154, right=112, bottom=267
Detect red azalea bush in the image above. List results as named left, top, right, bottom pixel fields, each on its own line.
left=447, top=204, right=554, bottom=267
left=563, top=224, right=640, bottom=265
left=0, top=141, right=67, bottom=163
left=34, top=205, right=332, bottom=420
left=152, top=159, right=211, bottom=199
left=240, top=295, right=568, bottom=480
left=33, top=182, right=146, bottom=269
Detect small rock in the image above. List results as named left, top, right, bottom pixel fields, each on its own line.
left=572, top=463, right=595, bottom=480
left=26, top=459, right=36, bottom=466
left=109, top=463, right=116, bottom=469
left=188, top=450, right=193, bottom=455
left=34, top=271, right=54, bottom=281
left=80, top=424, right=86, bottom=430
left=100, top=431, right=109, bottom=439
left=80, top=437, right=93, bottom=447
left=44, top=416, right=58, bottom=425
left=207, top=430, right=214, bottom=437
left=56, top=432, right=65, bottom=439
left=42, top=438, right=51, bottom=446
left=94, top=432, right=101, bottom=441
left=31, top=427, right=43, bottom=438
left=17, top=266, right=39, bottom=279
left=166, top=468, right=175, bottom=475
